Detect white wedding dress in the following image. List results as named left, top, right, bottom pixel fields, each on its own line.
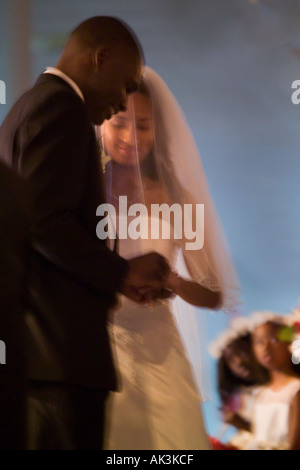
left=103, top=215, right=211, bottom=450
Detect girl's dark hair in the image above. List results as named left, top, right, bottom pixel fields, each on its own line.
left=218, top=333, right=269, bottom=406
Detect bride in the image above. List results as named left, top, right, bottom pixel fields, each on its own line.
left=98, top=66, right=240, bottom=450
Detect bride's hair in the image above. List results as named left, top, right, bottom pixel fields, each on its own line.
left=137, top=80, right=185, bottom=205
left=135, top=82, right=158, bottom=181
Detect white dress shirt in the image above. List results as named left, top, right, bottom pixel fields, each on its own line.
left=44, top=67, right=85, bottom=102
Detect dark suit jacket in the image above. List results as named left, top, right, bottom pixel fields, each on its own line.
left=0, top=161, right=30, bottom=449
left=0, top=73, right=128, bottom=390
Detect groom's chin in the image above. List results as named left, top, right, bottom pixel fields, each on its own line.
left=90, top=107, right=116, bottom=125
left=87, top=107, right=106, bottom=126
left=90, top=115, right=105, bottom=126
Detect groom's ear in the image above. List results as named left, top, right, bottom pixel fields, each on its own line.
left=93, top=46, right=110, bottom=70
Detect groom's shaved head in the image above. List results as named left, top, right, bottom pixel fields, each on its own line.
left=56, top=16, right=144, bottom=124
left=64, top=16, right=143, bottom=61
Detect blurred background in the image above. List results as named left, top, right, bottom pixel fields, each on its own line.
left=1, top=0, right=300, bottom=441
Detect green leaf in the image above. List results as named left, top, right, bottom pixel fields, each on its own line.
left=277, top=325, right=295, bottom=342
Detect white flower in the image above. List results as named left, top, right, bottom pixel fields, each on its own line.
left=291, top=339, right=300, bottom=364
left=209, top=316, right=252, bottom=359
left=248, top=310, right=291, bottom=331
left=230, top=316, right=252, bottom=335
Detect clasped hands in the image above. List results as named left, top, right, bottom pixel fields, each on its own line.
left=120, top=252, right=180, bottom=306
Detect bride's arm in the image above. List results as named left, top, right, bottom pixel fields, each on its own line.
left=166, top=271, right=222, bottom=309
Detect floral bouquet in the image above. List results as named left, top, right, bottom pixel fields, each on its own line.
left=209, top=436, right=238, bottom=450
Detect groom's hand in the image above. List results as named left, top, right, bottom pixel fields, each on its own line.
left=126, top=252, right=170, bottom=286
left=119, top=284, right=148, bottom=304
left=119, top=252, right=171, bottom=302
left=119, top=286, right=175, bottom=305
left=138, top=286, right=175, bottom=303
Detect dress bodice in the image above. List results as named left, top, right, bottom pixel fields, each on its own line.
left=115, top=214, right=179, bottom=269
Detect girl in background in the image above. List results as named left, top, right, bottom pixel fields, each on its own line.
left=246, top=311, right=300, bottom=450
left=209, top=316, right=269, bottom=449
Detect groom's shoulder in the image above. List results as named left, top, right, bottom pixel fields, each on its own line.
left=34, top=73, right=76, bottom=94
left=1, top=73, right=86, bottom=129
left=26, top=73, right=83, bottom=108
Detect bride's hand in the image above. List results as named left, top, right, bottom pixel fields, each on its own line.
left=166, top=271, right=182, bottom=293
left=165, top=272, right=222, bottom=308
left=138, top=286, right=175, bottom=310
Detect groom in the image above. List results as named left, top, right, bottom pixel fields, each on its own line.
left=0, top=17, right=170, bottom=449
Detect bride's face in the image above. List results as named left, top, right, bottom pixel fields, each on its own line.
left=102, top=92, right=154, bottom=166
